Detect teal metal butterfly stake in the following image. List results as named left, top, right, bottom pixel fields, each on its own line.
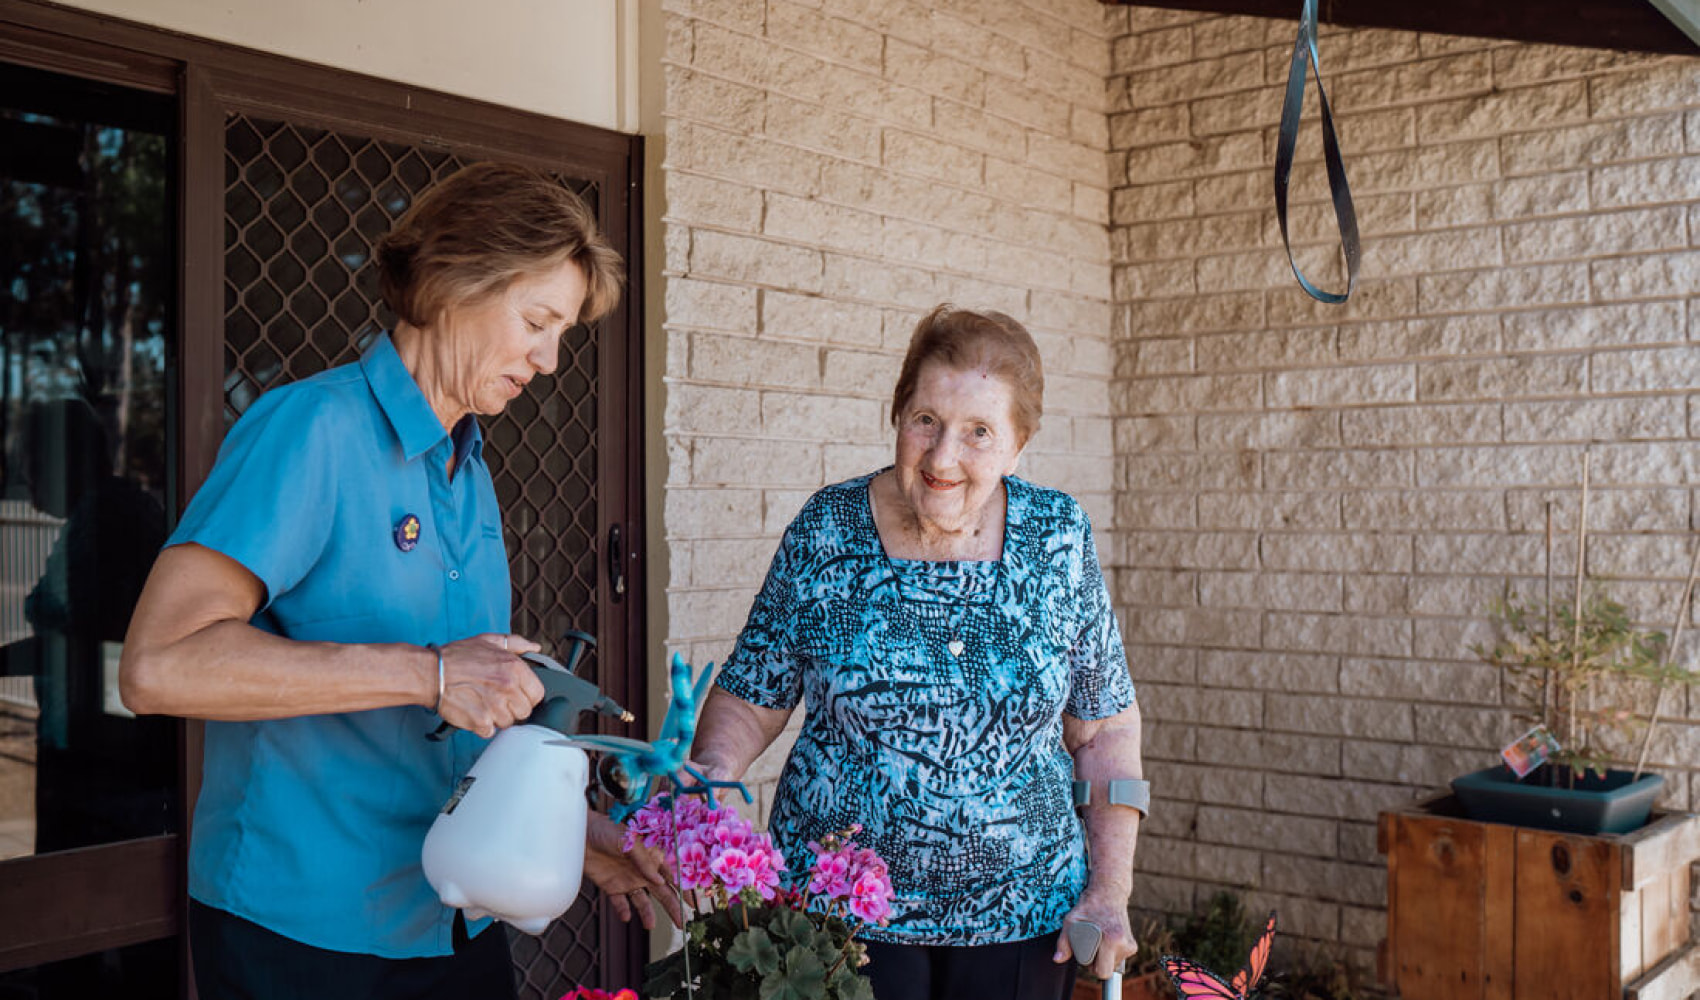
left=1274, top=0, right=1361, bottom=303
left=552, top=651, right=753, bottom=820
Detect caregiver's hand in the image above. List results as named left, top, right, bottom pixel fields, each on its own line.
left=1055, top=886, right=1138, bottom=981
left=585, top=811, right=683, bottom=930
left=433, top=633, right=544, bottom=738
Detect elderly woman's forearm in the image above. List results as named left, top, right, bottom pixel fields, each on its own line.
left=691, top=686, right=790, bottom=779
left=1069, top=705, right=1145, bottom=899
left=1080, top=803, right=1141, bottom=899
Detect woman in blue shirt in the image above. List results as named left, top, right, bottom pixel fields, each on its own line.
left=120, top=163, right=675, bottom=1000
left=692, top=306, right=1146, bottom=1000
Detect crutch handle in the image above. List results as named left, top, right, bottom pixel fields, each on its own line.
left=1069, top=920, right=1123, bottom=999
left=1068, top=921, right=1103, bottom=966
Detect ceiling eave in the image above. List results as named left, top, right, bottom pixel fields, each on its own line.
left=1104, top=0, right=1700, bottom=55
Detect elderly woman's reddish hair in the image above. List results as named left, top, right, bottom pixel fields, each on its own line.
left=890, top=304, right=1044, bottom=445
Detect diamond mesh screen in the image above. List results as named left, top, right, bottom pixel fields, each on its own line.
left=223, top=114, right=607, bottom=996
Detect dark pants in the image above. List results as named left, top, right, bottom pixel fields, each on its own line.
left=189, top=901, right=517, bottom=1000
left=862, top=933, right=1077, bottom=1000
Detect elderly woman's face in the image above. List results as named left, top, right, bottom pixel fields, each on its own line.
left=436, top=259, right=588, bottom=417
left=893, top=362, right=1024, bottom=535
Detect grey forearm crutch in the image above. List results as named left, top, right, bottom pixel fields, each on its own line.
left=1068, top=920, right=1122, bottom=999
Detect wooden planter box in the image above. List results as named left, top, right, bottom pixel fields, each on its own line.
left=1379, top=794, right=1700, bottom=1000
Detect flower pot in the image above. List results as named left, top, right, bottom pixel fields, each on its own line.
left=1071, top=970, right=1168, bottom=1000
left=1449, top=764, right=1664, bottom=835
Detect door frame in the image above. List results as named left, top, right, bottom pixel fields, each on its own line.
left=0, top=0, right=649, bottom=988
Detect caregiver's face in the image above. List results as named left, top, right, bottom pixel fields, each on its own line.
left=437, top=258, right=588, bottom=417
left=893, top=361, right=1024, bottom=535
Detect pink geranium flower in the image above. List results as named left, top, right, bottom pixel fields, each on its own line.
left=807, top=842, right=852, bottom=897
left=710, top=847, right=757, bottom=891
left=674, top=838, right=712, bottom=891
left=848, top=869, right=895, bottom=923
left=802, top=830, right=894, bottom=925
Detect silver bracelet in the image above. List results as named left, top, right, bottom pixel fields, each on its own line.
left=428, top=644, right=444, bottom=715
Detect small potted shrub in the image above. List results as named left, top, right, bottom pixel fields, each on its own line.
left=1456, top=587, right=1679, bottom=833
left=1456, top=457, right=1700, bottom=836
left=1259, top=945, right=1363, bottom=1000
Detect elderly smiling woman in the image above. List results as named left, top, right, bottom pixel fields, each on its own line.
left=692, top=305, right=1146, bottom=1000
left=120, top=163, right=675, bottom=1000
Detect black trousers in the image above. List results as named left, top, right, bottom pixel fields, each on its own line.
left=189, top=901, right=517, bottom=1000
left=862, top=933, right=1077, bottom=1000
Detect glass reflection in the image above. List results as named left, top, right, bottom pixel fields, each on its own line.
left=0, top=62, right=176, bottom=862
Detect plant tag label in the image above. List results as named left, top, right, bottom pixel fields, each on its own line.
left=1500, top=726, right=1560, bottom=778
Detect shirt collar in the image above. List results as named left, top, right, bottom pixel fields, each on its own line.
left=452, top=412, right=486, bottom=469
left=361, top=332, right=479, bottom=464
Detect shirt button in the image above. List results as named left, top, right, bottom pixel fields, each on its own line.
left=448, top=570, right=460, bottom=581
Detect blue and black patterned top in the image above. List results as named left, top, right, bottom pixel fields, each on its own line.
left=717, top=471, right=1137, bottom=946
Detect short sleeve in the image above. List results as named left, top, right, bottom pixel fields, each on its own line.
left=167, top=384, right=339, bottom=609
left=1062, top=508, right=1137, bottom=721
left=715, top=519, right=807, bottom=711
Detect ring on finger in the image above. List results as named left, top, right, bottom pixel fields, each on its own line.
left=501, top=634, right=509, bottom=651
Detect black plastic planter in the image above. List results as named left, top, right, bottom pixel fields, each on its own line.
left=1450, top=765, right=1665, bottom=835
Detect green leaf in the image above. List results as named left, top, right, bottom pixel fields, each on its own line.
left=836, top=970, right=875, bottom=1000
left=642, top=950, right=690, bottom=999
left=759, top=946, right=827, bottom=1000
left=770, top=907, right=814, bottom=943
left=729, top=927, right=782, bottom=977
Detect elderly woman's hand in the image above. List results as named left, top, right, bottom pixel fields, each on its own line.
left=433, top=633, right=545, bottom=738
left=583, top=811, right=682, bottom=929
left=1055, top=885, right=1139, bottom=981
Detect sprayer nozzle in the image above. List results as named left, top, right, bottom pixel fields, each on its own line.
left=593, top=694, right=633, bottom=722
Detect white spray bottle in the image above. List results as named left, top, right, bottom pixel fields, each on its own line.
left=421, top=631, right=631, bottom=935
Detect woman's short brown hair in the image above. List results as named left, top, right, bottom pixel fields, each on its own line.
left=891, top=304, right=1044, bottom=444
left=376, top=162, right=623, bottom=327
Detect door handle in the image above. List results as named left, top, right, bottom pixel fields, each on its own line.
left=607, top=524, right=626, bottom=601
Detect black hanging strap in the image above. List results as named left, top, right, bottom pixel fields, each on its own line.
left=1273, top=0, right=1361, bottom=304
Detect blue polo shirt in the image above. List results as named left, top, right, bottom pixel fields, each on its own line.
left=169, top=333, right=511, bottom=958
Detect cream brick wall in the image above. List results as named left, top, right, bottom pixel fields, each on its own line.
left=660, top=0, right=1122, bottom=812
left=1111, top=8, right=1700, bottom=962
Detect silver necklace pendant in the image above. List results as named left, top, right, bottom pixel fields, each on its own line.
left=947, top=638, right=966, bottom=658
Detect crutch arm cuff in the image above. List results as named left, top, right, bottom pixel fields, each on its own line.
left=1072, top=778, right=1151, bottom=817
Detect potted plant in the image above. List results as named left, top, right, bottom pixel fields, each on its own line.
left=1380, top=452, right=1700, bottom=1000
left=1103, top=892, right=1363, bottom=1000
left=626, top=794, right=891, bottom=1000
left=1454, top=454, right=1700, bottom=836
left=1259, top=945, right=1363, bottom=1000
